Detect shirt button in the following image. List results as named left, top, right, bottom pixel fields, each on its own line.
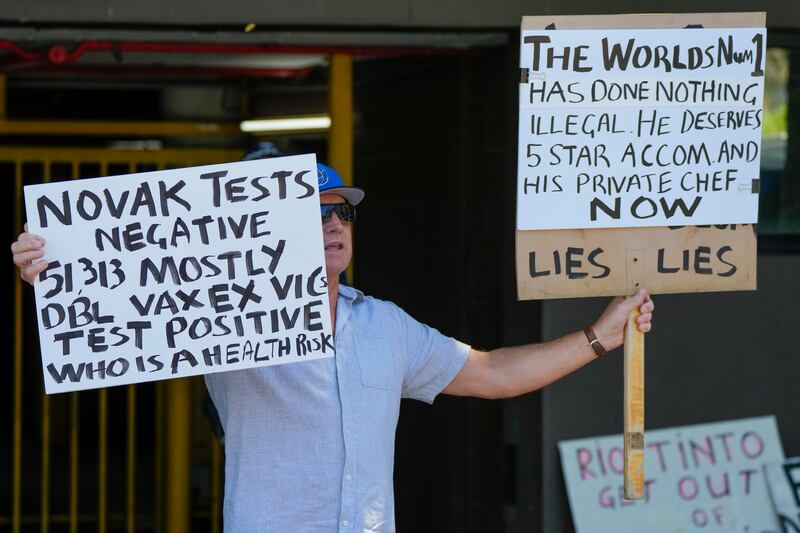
left=345, top=474, right=352, bottom=480
left=342, top=520, right=349, bottom=526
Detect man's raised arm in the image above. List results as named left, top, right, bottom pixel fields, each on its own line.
left=442, top=289, right=653, bottom=399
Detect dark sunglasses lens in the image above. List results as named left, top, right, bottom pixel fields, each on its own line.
left=320, top=204, right=356, bottom=223
left=338, top=204, right=356, bottom=222
left=321, top=204, right=336, bottom=222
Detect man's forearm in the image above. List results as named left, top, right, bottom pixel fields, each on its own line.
left=482, top=331, right=598, bottom=398
left=443, top=290, right=653, bottom=399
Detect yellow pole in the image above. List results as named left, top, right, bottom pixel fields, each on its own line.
left=13, top=160, right=23, bottom=533
left=68, top=160, right=81, bottom=533
left=126, top=160, right=138, bottom=533
left=154, top=381, right=164, bottom=533
left=69, top=393, right=80, bottom=533
left=41, top=160, right=52, bottom=533
left=165, top=377, right=192, bottom=533
left=328, top=54, right=354, bottom=283
left=154, top=162, right=191, bottom=533
left=41, top=392, right=50, bottom=533
left=97, top=160, right=108, bottom=533
left=328, top=54, right=353, bottom=185
left=98, top=389, right=108, bottom=532
left=127, top=385, right=137, bottom=533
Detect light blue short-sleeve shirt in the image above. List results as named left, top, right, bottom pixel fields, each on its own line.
left=204, top=285, right=470, bottom=532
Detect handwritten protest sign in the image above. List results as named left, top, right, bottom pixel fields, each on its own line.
left=515, top=12, right=763, bottom=299
left=516, top=224, right=756, bottom=298
left=764, top=457, right=800, bottom=532
left=24, top=154, right=333, bottom=394
left=559, top=416, right=784, bottom=532
left=519, top=12, right=766, bottom=502
left=517, top=26, right=765, bottom=230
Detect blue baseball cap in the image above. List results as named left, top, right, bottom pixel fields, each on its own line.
left=243, top=143, right=364, bottom=205
left=317, top=163, right=364, bottom=206
left=242, top=141, right=285, bottom=161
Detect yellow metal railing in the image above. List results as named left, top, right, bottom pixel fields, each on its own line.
left=41, top=160, right=52, bottom=533
left=329, top=54, right=355, bottom=284
left=12, top=149, right=23, bottom=533
left=4, top=51, right=355, bottom=533
left=0, top=119, right=241, bottom=137
left=3, top=148, right=236, bottom=533
left=127, top=384, right=136, bottom=533
left=69, top=392, right=79, bottom=533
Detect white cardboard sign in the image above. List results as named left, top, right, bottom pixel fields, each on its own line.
left=559, top=416, right=784, bottom=532
left=25, top=154, right=334, bottom=394
left=517, top=27, right=765, bottom=230
left=764, top=457, right=800, bottom=532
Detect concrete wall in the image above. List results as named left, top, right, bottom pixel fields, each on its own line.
left=2, top=0, right=799, bottom=30
left=540, top=253, right=800, bottom=532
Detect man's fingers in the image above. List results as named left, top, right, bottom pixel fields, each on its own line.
left=635, top=291, right=653, bottom=332
left=17, top=232, right=44, bottom=243
left=639, top=301, right=654, bottom=313
left=639, top=292, right=654, bottom=314
left=22, top=261, right=48, bottom=277
left=13, top=249, right=45, bottom=267
left=21, top=260, right=48, bottom=281
left=10, top=234, right=45, bottom=255
left=620, top=288, right=648, bottom=314
left=12, top=228, right=48, bottom=287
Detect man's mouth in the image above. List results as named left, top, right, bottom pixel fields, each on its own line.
left=325, top=242, right=344, bottom=251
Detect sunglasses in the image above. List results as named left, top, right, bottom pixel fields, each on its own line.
left=320, top=203, right=356, bottom=223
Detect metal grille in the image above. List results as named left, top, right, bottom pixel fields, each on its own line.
left=2, top=147, right=240, bottom=533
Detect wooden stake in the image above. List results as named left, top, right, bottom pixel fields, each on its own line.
left=624, top=249, right=645, bottom=500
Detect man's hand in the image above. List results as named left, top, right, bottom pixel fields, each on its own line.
left=591, top=288, right=654, bottom=352
left=11, top=223, right=48, bottom=286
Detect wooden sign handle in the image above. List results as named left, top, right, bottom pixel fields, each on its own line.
left=624, top=249, right=645, bottom=500
left=624, top=307, right=645, bottom=499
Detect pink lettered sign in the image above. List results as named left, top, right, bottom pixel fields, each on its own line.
left=559, top=416, right=784, bottom=532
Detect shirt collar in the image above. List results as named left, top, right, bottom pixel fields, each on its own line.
left=338, top=284, right=364, bottom=303
left=334, top=284, right=362, bottom=339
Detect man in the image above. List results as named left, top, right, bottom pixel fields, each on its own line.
left=11, top=161, right=654, bottom=532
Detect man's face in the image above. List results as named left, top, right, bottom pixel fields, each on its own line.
left=320, top=193, right=353, bottom=279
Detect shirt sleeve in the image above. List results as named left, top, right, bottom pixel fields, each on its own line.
left=396, top=305, right=470, bottom=404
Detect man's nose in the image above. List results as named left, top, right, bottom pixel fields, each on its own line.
left=324, top=212, right=345, bottom=230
